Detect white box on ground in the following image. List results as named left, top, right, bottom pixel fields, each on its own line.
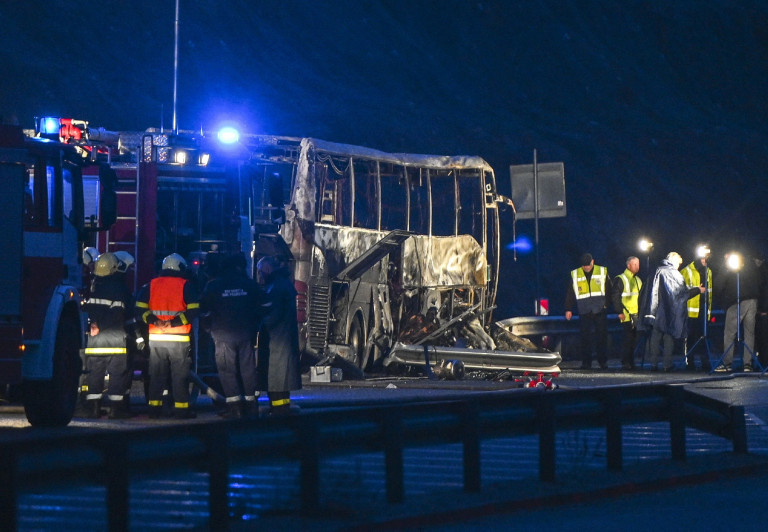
left=310, top=366, right=342, bottom=382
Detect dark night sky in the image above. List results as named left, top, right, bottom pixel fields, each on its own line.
left=2, top=0, right=767, bottom=317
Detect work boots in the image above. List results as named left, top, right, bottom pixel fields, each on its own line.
left=108, top=402, right=133, bottom=419
left=86, top=399, right=102, bottom=419
left=219, top=402, right=244, bottom=419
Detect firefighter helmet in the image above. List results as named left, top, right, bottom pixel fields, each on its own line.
left=162, top=253, right=187, bottom=272
left=83, top=247, right=99, bottom=265
left=94, top=252, right=119, bottom=277
left=114, top=251, right=135, bottom=273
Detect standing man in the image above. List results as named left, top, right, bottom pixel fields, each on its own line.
left=201, top=253, right=263, bottom=419
left=612, top=256, right=642, bottom=370
left=82, top=252, right=132, bottom=419
left=716, top=252, right=760, bottom=372
left=135, top=253, right=200, bottom=419
left=681, top=251, right=713, bottom=371
left=642, top=252, right=705, bottom=372
left=256, top=256, right=302, bottom=416
left=565, top=253, right=612, bottom=370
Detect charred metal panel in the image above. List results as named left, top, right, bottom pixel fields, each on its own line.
left=402, top=234, right=487, bottom=288
left=314, top=224, right=391, bottom=283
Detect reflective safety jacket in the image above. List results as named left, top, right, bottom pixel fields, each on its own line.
left=681, top=261, right=712, bottom=318
left=84, top=274, right=130, bottom=355
left=614, top=269, right=642, bottom=323
left=135, top=272, right=200, bottom=342
left=570, top=265, right=608, bottom=315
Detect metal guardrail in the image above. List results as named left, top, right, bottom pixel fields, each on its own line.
left=499, top=311, right=727, bottom=359
left=0, top=383, right=746, bottom=532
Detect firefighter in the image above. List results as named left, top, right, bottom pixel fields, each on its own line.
left=135, top=253, right=200, bottom=419
left=83, top=252, right=133, bottom=419
left=256, top=256, right=301, bottom=416
left=201, top=253, right=263, bottom=418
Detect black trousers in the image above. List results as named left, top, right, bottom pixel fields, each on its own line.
left=214, top=337, right=257, bottom=401
left=148, top=341, right=191, bottom=409
left=579, top=311, right=607, bottom=366
left=619, top=322, right=637, bottom=368
left=85, top=354, right=130, bottom=403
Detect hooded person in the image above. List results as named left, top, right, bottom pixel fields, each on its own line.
left=256, top=256, right=302, bottom=416
left=641, top=252, right=705, bottom=371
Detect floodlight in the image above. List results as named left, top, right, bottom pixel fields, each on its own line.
left=696, top=245, right=710, bottom=258
left=174, top=150, right=188, bottom=164
left=638, top=238, right=653, bottom=253
left=726, top=252, right=743, bottom=271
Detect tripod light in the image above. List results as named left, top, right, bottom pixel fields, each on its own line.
left=687, top=243, right=713, bottom=368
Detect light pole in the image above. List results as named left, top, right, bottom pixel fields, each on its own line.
left=638, top=238, right=654, bottom=273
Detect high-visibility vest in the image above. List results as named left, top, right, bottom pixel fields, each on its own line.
left=571, top=265, right=607, bottom=314
left=681, top=262, right=712, bottom=318
left=148, top=276, right=192, bottom=340
left=617, top=269, right=642, bottom=323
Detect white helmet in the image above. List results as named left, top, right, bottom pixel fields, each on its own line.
left=162, top=253, right=187, bottom=272
left=94, top=252, right=119, bottom=277
left=114, top=251, right=135, bottom=273
left=82, top=247, right=99, bottom=265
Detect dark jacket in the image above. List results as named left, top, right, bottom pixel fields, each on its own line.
left=641, top=259, right=700, bottom=339
left=85, top=274, right=131, bottom=351
left=257, top=268, right=302, bottom=392
left=201, top=266, right=263, bottom=342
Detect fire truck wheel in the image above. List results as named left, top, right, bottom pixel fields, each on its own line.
left=23, top=311, right=82, bottom=427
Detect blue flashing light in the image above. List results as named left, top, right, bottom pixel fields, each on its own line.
left=506, top=236, right=533, bottom=253
left=41, top=117, right=60, bottom=135
left=217, top=127, right=240, bottom=145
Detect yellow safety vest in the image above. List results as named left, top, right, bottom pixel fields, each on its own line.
left=617, top=269, right=642, bottom=323
left=681, top=262, right=712, bottom=318
left=571, top=265, right=607, bottom=314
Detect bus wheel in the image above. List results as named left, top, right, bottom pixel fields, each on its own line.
left=23, top=311, right=82, bottom=427
left=349, top=315, right=368, bottom=370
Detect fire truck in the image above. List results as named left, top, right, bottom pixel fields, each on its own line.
left=0, top=123, right=116, bottom=426
left=35, top=118, right=254, bottom=394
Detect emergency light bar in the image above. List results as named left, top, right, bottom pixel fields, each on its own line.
left=217, top=127, right=240, bottom=145
left=40, top=117, right=60, bottom=135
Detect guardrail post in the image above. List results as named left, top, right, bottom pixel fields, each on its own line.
left=462, top=401, right=481, bottom=492
left=605, top=391, right=622, bottom=471
left=208, top=431, right=230, bottom=531
left=299, top=420, right=320, bottom=514
left=384, top=412, right=404, bottom=503
left=538, top=395, right=556, bottom=481
left=0, top=448, right=18, bottom=532
left=105, top=439, right=129, bottom=532
left=669, top=385, right=686, bottom=461
left=730, top=405, right=748, bottom=454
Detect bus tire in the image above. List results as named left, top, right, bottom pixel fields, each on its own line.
left=23, top=311, right=82, bottom=427
left=349, top=314, right=370, bottom=370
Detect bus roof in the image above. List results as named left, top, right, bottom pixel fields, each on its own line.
left=241, top=134, right=494, bottom=172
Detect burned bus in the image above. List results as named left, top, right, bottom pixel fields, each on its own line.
left=244, top=137, right=560, bottom=375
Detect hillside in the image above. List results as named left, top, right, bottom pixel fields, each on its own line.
left=2, top=0, right=767, bottom=316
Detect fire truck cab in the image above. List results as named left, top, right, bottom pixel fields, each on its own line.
left=0, top=123, right=116, bottom=426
